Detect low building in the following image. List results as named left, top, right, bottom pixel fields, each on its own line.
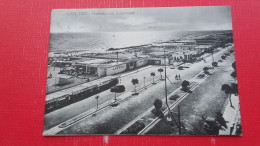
left=97, top=62, right=127, bottom=77
left=148, top=57, right=169, bottom=65
left=55, top=74, right=75, bottom=85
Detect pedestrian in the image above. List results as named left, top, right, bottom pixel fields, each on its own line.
left=175, top=75, right=178, bottom=80
left=179, top=74, right=181, bottom=80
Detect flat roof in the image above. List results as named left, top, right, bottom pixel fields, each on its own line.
left=56, top=74, right=74, bottom=79
left=46, top=76, right=116, bottom=102
left=98, top=62, right=126, bottom=68
left=78, top=59, right=110, bottom=65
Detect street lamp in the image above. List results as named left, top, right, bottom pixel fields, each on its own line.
left=95, top=95, right=99, bottom=111
left=144, top=77, right=146, bottom=89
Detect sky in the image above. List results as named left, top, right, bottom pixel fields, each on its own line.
left=50, top=6, right=233, bottom=33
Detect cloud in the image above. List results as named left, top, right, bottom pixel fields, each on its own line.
left=114, top=16, right=155, bottom=26
left=50, top=6, right=232, bottom=33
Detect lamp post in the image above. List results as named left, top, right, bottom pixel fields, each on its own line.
left=144, top=77, right=146, bottom=89
left=95, top=96, right=99, bottom=111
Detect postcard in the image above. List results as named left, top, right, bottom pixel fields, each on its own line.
left=43, top=6, right=242, bottom=136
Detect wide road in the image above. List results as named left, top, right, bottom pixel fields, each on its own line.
left=147, top=50, right=236, bottom=135
left=44, top=46, right=234, bottom=135
left=44, top=64, right=161, bottom=130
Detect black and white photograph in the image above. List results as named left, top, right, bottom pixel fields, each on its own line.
left=43, top=6, right=242, bottom=136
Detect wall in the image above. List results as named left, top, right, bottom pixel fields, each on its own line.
left=136, top=59, right=148, bottom=67
left=106, top=63, right=127, bottom=76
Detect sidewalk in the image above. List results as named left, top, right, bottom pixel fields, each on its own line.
left=219, top=94, right=242, bottom=135
left=115, top=69, right=213, bottom=134
left=43, top=76, right=162, bottom=135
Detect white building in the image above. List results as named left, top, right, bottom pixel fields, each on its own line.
left=97, top=62, right=127, bottom=77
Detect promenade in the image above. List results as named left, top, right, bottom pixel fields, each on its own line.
left=43, top=46, right=234, bottom=135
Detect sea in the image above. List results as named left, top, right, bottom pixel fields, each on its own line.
left=49, top=30, right=231, bottom=53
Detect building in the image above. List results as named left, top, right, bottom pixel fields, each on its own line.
left=97, top=62, right=127, bottom=77
left=74, top=56, right=148, bottom=77
left=55, top=74, right=75, bottom=85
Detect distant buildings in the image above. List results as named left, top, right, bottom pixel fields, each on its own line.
left=74, top=57, right=148, bottom=77
left=48, top=32, right=233, bottom=79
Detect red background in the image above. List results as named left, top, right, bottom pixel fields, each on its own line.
left=0, top=0, right=260, bottom=145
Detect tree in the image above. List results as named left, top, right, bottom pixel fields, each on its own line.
left=221, top=55, right=226, bottom=60
left=231, top=83, right=238, bottom=96
left=212, top=62, right=218, bottom=67
left=151, top=99, right=163, bottom=117
left=181, top=80, right=190, bottom=92
left=158, top=68, right=164, bottom=80
left=208, top=48, right=215, bottom=63
left=231, top=71, right=237, bottom=78
left=203, top=67, right=210, bottom=75
left=110, top=85, right=125, bottom=102
left=131, top=78, right=139, bottom=95
left=150, top=72, right=156, bottom=84
left=231, top=61, right=237, bottom=78
left=221, top=84, right=238, bottom=108
left=232, top=61, right=236, bottom=70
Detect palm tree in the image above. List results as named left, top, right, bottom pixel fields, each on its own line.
left=110, top=85, right=125, bottom=102
left=158, top=68, right=164, bottom=80
left=150, top=72, right=156, bottom=84
left=131, top=78, right=139, bottom=95
left=221, top=84, right=236, bottom=108
left=206, top=48, right=217, bottom=67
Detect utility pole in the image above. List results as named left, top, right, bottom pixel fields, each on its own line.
left=116, top=51, right=119, bottom=64
left=164, top=49, right=168, bottom=109
left=164, top=49, right=180, bottom=134
left=178, top=105, right=181, bottom=135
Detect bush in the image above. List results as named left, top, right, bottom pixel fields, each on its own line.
left=182, top=80, right=189, bottom=88
left=198, top=73, right=205, bottom=78
left=125, top=121, right=145, bottom=134
left=153, top=99, right=162, bottom=109
left=212, top=62, right=218, bottom=67
left=232, top=61, right=236, bottom=70
left=204, top=70, right=210, bottom=75
left=231, top=71, right=237, bottom=78
left=203, top=67, right=210, bottom=71
left=169, top=94, right=180, bottom=100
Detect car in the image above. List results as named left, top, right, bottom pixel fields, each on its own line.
left=170, top=66, right=175, bottom=69
left=178, top=66, right=184, bottom=70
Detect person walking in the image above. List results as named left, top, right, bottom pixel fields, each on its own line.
left=179, top=74, right=181, bottom=80
left=175, top=75, right=178, bottom=80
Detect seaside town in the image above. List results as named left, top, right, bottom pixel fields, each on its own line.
left=43, top=31, right=242, bottom=135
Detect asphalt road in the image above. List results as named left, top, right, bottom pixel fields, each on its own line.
left=147, top=52, right=236, bottom=135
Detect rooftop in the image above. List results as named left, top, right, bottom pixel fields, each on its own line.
left=77, top=59, right=111, bottom=65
